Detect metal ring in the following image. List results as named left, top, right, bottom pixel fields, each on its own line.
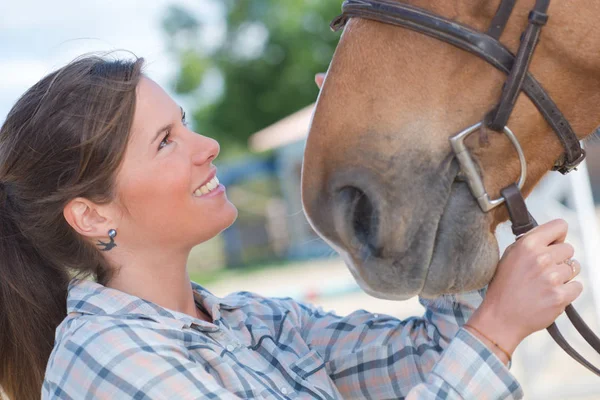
left=563, top=258, right=576, bottom=277
left=449, top=122, right=527, bottom=212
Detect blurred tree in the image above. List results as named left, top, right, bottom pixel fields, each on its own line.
left=162, top=0, right=342, bottom=157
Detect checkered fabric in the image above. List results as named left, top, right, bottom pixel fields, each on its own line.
left=42, top=278, right=523, bottom=399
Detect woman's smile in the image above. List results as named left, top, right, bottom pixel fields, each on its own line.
left=193, top=177, right=225, bottom=199
left=192, top=169, right=224, bottom=198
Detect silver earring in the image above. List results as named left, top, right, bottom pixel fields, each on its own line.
left=97, top=229, right=117, bottom=251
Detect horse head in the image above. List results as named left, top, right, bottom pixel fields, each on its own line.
left=301, top=0, right=600, bottom=299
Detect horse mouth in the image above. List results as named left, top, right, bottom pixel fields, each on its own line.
left=322, top=165, right=497, bottom=300
left=336, top=183, right=453, bottom=300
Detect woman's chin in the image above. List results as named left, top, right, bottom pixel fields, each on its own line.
left=186, top=200, right=238, bottom=246
left=223, top=201, right=239, bottom=227
left=213, top=200, right=238, bottom=233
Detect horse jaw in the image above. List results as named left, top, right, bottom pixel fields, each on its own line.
left=419, top=182, right=499, bottom=299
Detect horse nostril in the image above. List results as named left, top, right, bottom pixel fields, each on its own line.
left=352, top=189, right=374, bottom=243
left=336, top=186, right=381, bottom=256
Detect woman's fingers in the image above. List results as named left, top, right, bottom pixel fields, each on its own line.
left=567, top=259, right=582, bottom=281
left=557, top=280, right=584, bottom=307
left=530, top=243, right=573, bottom=275
left=315, top=73, right=326, bottom=89
left=477, top=219, right=585, bottom=347
left=548, top=242, right=575, bottom=265
left=539, top=243, right=579, bottom=284
left=551, top=258, right=581, bottom=284
left=521, top=218, right=569, bottom=246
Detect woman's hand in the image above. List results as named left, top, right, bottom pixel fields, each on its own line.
left=466, top=219, right=583, bottom=363
left=315, top=73, right=326, bottom=89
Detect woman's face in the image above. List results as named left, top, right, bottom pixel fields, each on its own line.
left=113, top=76, right=237, bottom=251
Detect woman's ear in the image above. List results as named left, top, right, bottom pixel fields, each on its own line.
left=63, top=198, right=113, bottom=240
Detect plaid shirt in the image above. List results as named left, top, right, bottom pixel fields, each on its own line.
left=43, top=278, right=523, bottom=399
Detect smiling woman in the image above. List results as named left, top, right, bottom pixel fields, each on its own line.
left=0, top=53, right=586, bottom=400
left=0, top=55, right=237, bottom=399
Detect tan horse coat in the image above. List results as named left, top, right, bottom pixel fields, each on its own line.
left=302, top=0, right=600, bottom=299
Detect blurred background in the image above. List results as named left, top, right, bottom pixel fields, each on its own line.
left=2, top=1, right=600, bottom=398
left=0, top=0, right=342, bottom=276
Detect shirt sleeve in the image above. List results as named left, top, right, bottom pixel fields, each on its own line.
left=42, top=319, right=240, bottom=400
left=274, top=288, right=524, bottom=399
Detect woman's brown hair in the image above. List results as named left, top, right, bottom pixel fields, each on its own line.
left=0, top=55, right=144, bottom=399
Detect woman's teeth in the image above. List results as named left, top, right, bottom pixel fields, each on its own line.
left=193, top=176, right=220, bottom=197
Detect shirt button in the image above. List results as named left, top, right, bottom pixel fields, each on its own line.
left=280, top=387, right=289, bottom=395
left=226, top=344, right=235, bottom=352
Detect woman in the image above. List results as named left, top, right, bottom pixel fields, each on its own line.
left=0, top=56, right=581, bottom=400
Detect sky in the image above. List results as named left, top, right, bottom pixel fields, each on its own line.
left=0, top=0, right=221, bottom=124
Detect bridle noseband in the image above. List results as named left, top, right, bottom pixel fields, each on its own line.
left=331, top=0, right=600, bottom=376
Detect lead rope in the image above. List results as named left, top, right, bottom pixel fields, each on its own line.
left=501, top=183, right=600, bottom=375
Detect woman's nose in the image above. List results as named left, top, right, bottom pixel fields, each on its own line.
left=191, top=135, right=220, bottom=165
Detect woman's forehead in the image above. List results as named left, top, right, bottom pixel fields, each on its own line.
left=131, top=77, right=177, bottom=144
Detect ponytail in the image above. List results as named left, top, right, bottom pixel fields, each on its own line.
left=0, top=182, right=70, bottom=399
left=0, top=55, right=144, bottom=399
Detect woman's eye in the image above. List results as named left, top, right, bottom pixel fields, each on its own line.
left=182, top=111, right=188, bottom=126
left=158, top=132, right=171, bottom=150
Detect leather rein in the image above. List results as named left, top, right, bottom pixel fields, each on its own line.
left=330, top=0, right=600, bottom=376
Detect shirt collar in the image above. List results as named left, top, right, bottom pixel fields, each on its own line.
left=66, top=278, right=247, bottom=329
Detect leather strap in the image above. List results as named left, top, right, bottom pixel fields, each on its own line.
left=500, top=184, right=536, bottom=236
left=565, top=305, right=600, bottom=354
left=330, top=0, right=585, bottom=174
left=503, top=183, right=600, bottom=376
left=487, top=0, right=517, bottom=39
left=487, top=0, right=550, bottom=132
left=546, top=320, right=600, bottom=376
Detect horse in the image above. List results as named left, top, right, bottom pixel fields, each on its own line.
left=301, top=0, right=600, bottom=302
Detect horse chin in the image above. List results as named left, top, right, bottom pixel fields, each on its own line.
left=419, top=182, right=499, bottom=298
left=340, top=182, right=499, bottom=301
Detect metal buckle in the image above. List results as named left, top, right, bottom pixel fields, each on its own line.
left=449, top=122, right=527, bottom=212
left=553, top=148, right=586, bottom=175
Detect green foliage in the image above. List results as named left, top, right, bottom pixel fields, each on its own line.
left=174, top=51, right=209, bottom=93
left=162, top=0, right=342, bottom=157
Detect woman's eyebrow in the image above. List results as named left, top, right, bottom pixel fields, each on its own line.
left=150, top=123, right=174, bottom=145
left=149, top=106, right=184, bottom=145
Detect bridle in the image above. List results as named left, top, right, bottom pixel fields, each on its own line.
left=330, top=0, right=600, bottom=376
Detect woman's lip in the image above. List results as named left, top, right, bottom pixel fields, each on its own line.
left=193, top=184, right=225, bottom=199
left=193, top=169, right=217, bottom=193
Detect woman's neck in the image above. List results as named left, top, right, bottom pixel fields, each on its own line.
left=104, top=249, right=212, bottom=322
